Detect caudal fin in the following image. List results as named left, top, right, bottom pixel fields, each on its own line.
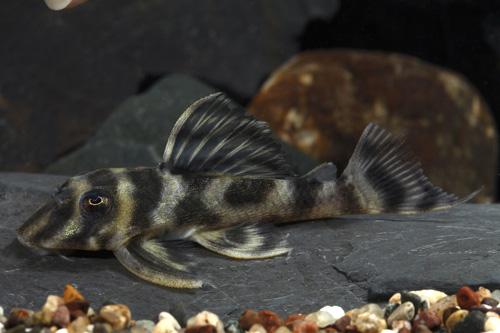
left=336, top=123, right=480, bottom=214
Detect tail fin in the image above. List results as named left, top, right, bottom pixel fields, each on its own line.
left=337, top=123, right=479, bottom=214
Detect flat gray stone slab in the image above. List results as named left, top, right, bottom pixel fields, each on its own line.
left=1, top=172, right=499, bottom=321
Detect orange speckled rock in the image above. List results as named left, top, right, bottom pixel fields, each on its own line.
left=63, top=285, right=85, bottom=303
left=258, top=310, right=283, bottom=333
left=456, top=286, right=480, bottom=310
left=248, top=50, right=498, bottom=202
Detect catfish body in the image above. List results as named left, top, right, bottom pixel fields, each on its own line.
left=17, top=93, right=478, bottom=288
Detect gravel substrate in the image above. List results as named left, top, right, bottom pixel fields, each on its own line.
left=2, top=285, right=500, bottom=333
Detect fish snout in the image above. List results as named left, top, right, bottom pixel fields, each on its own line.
left=16, top=232, right=51, bottom=256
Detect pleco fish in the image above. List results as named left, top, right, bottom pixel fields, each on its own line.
left=17, top=93, right=479, bottom=288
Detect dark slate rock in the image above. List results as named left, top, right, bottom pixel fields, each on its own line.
left=401, top=291, right=421, bottom=316
left=44, top=74, right=317, bottom=176
left=450, top=311, right=485, bottom=333
left=0, top=0, right=339, bottom=173
left=1, top=172, right=499, bottom=320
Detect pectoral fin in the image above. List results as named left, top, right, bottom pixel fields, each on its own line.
left=192, top=224, right=291, bottom=259
left=114, top=238, right=203, bottom=289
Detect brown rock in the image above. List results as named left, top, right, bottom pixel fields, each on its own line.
left=332, top=315, right=351, bottom=332
left=412, top=325, right=432, bottom=333
left=442, top=307, right=459, bottom=326
left=258, top=310, right=283, bottom=333
left=456, top=286, right=480, bottom=310
left=248, top=50, right=498, bottom=202
left=428, top=295, right=458, bottom=322
left=65, top=300, right=90, bottom=315
left=445, top=309, right=468, bottom=331
left=67, top=315, right=90, bottom=333
left=290, top=319, right=318, bottom=333
left=239, top=310, right=261, bottom=331
left=185, top=325, right=217, bottom=333
left=284, top=314, right=307, bottom=328
left=97, top=304, right=131, bottom=330
left=30, top=310, right=53, bottom=327
left=412, top=310, right=441, bottom=331
left=52, top=305, right=71, bottom=328
left=5, top=308, right=34, bottom=328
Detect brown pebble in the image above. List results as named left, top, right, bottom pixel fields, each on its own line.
left=333, top=315, right=351, bottom=332
left=482, top=297, right=499, bottom=307
left=343, top=325, right=360, bottom=333
left=285, top=314, right=307, bottom=328
left=70, top=309, right=87, bottom=320
left=99, top=304, right=131, bottom=330
left=456, top=286, right=479, bottom=310
left=397, top=328, right=411, bottom=333
left=442, top=307, right=459, bottom=325
left=5, top=308, right=34, bottom=329
left=291, top=319, right=318, bottom=333
left=445, top=309, right=468, bottom=331
left=413, top=325, right=432, bottom=333
left=258, top=310, right=283, bottom=333
left=67, top=315, right=90, bottom=333
left=239, top=310, right=261, bottom=330
left=92, top=322, right=112, bottom=333
left=31, top=310, right=53, bottom=327
left=65, top=300, right=90, bottom=314
left=52, top=305, right=71, bottom=328
left=185, top=325, right=217, bottom=333
left=63, top=285, right=85, bottom=303
left=412, top=310, right=441, bottom=330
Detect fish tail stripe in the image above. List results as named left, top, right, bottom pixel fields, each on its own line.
left=337, top=123, right=478, bottom=214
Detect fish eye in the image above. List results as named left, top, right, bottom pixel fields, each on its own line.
left=79, top=190, right=112, bottom=219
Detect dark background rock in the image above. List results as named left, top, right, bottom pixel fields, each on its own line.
left=44, top=74, right=317, bottom=175
left=0, top=0, right=339, bottom=173
left=247, top=50, right=498, bottom=203
left=1, top=172, right=499, bottom=319
left=1, top=1, right=500, bottom=200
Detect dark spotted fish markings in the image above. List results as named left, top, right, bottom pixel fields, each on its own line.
left=17, top=93, right=480, bottom=289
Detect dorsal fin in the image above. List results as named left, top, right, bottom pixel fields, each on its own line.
left=161, top=93, right=294, bottom=178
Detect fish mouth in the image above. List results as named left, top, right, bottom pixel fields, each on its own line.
left=16, top=233, right=52, bottom=256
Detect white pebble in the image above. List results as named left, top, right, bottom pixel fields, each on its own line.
left=187, top=311, right=224, bottom=333
left=492, top=289, right=500, bottom=302
left=153, top=318, right=181, bottom=333
left=248, top=323, right=267, bottom=333
left=158, top=312, right=181, bottom=330
left=305, top=311, right=335, bottom=328
left=484, top=316, right=500, bottom=332
left=355, top=312, right=387, bottom=332
left=42, top=295, right=65, bottom=313
left=0, top=322, right=5, bottom=333
left=55, top=329, right=68, bottom=333
left=319, top=305, right=345, bottom=322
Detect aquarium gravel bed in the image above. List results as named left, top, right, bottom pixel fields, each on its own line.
left=2, top=284, right=500, bottom=333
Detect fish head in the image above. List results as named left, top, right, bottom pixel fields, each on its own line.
left=17, top=169, right=130, bottom=254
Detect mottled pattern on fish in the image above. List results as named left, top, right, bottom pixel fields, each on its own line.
left=17, top=93, right=479, bottom=288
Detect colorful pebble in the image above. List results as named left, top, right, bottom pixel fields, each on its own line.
left=3, top=284, right=500, bottom=333
left=456, top=286, right=480, bottom=310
